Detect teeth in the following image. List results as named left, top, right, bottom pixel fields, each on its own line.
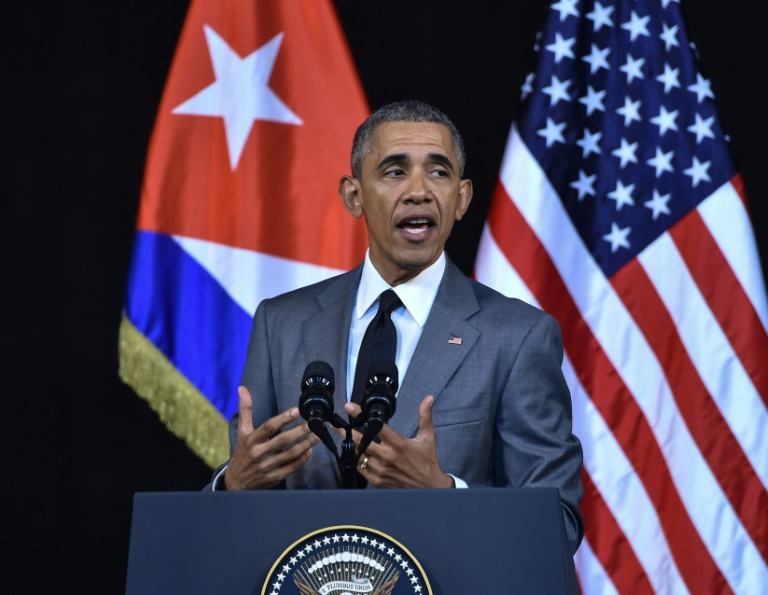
left=404, top=218, right=430, bottom=225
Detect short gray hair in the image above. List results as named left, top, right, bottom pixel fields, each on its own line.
left=351, top=100, right=466, bottom=178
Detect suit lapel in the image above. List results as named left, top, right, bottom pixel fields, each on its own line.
left=302, top=265, right=362, bottom=415
left=389, top=260, right=480, bottom=438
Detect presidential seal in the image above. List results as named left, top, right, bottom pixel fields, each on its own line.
left=262, top=525, right=432, bottom=595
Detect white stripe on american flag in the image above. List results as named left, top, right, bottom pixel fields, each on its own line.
left=475, top=225, right=534, bottom=303
left=698, top=184, right=768, bottom=332
left=638, top=230, right=768, bottom=488
left=574, top=539, right=620, bottom=595
left=492, top=128, right=768, bottom=591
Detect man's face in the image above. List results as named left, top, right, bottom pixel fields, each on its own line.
left=340, top=121, right=473, bottom=285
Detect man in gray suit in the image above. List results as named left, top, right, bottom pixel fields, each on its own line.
left=215, top=101, right=584, bottom=552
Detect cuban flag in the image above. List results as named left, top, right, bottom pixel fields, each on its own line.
left=120, top=0, right=369, bottom=468
left=475, top=0, right=768, bottom=592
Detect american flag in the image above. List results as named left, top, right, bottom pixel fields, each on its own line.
left=475, top=0, right=768, bottom=592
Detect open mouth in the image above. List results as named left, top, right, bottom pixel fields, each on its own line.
left=397, top=217, right=435, bottom=235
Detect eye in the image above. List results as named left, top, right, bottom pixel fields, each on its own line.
left=384, top=167, right=406, bottom=177
left=428, top=167, right=449, bottom=178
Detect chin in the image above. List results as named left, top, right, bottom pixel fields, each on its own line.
left=396, top=251, right=438, bottom=272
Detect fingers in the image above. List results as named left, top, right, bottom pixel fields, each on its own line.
left=340, top=401, right=366, bottom=444
left=258, top=432, right=317, bottom=473
left=237, top=386, right=254, bottom=436
left=229, top=392, right=320, bottom=490
left=416, top=395, right=436, bottom=441
left=242, top=405, right=314, bottom=465
left=252, top=406, right=302, bottom=442
left=343, top=395, right=437, bottom=445
left=252, top=424, right=318, bottom=484
left=228, top=417, right=319, bottom=490
left=229, top=436, right=316, bottom=491
left=258, top=419, right=312, bottom=451
left=343, top=402, right=362, bottom=418
left=239, top=386, right=305, bottom=441
left=343, top=401, right=396, bottom=448
left=358, top=453, right=372, bottom=476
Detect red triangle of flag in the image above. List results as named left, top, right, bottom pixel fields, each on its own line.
left=136, top=0, right=369, bottom=271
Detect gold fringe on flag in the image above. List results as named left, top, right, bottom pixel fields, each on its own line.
left=118, top=314, right=229, bottom=469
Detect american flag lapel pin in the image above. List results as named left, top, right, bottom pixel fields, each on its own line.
left=448, top=336, right=462, bottom=345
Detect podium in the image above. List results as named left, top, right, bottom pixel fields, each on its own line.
left=126, top=488, right=577, bottom=594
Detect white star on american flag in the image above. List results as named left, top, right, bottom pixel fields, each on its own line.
left=602, top=222, right=632, bottom=253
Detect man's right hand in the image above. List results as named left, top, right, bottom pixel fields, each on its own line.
left=224, top=386, right=319, bottom=490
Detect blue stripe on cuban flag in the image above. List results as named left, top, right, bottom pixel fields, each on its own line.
left=124, top=230, right=251, bottom=420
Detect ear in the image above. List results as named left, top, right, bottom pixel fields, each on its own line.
left=454, top=179, right=474, bottom=221
left=339, top=176, right=364, bottom=219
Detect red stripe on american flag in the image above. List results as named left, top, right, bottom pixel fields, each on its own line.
left=487, top=182, right=731, bottom=594
left=731, top=174, right=748, bottom=211
left=670, top=206, right=768, bottom=410
left=581, top=469, right=654, bottom=595
left=612, top=256, right=768, bottom=565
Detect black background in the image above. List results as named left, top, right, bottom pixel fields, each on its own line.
left=5, top=1, right=766, bottom=591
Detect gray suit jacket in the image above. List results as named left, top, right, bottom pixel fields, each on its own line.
left=233, top=258, right=584, bottom=551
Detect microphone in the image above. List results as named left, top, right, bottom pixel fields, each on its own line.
left=299, top=361, right=335, bottom=431
left=357, top=360, right=398, bottom=455
left=298, top=361, right=337, bottom=456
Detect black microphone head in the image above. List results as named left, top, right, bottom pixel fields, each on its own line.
left=302, top=361, right=335, bottom=393
left=361, top=360, right=398, bottom=424
left=365, top=360, right=398, bottom=393
left=299, top=361, right=335, bottom=428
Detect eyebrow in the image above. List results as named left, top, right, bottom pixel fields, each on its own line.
left=377, top=152, right=455, bottom=173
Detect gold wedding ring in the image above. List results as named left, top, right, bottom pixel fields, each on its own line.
left=360, top=455, right=369, bottom=470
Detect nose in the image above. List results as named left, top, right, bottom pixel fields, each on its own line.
left=403, top=172, right=431, bottom=204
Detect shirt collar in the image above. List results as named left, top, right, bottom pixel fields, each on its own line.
left=356, top=251, right=446, bottom=327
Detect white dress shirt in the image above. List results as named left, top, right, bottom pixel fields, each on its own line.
left=346, top=251, right=445, bottom=401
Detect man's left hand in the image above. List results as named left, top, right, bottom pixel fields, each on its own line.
left=343, top=395, right=454, bottom=489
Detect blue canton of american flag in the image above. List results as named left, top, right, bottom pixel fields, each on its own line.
left=518, top=0, right=731, bottom=277
left=476, top=0, right=768, bottom=593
